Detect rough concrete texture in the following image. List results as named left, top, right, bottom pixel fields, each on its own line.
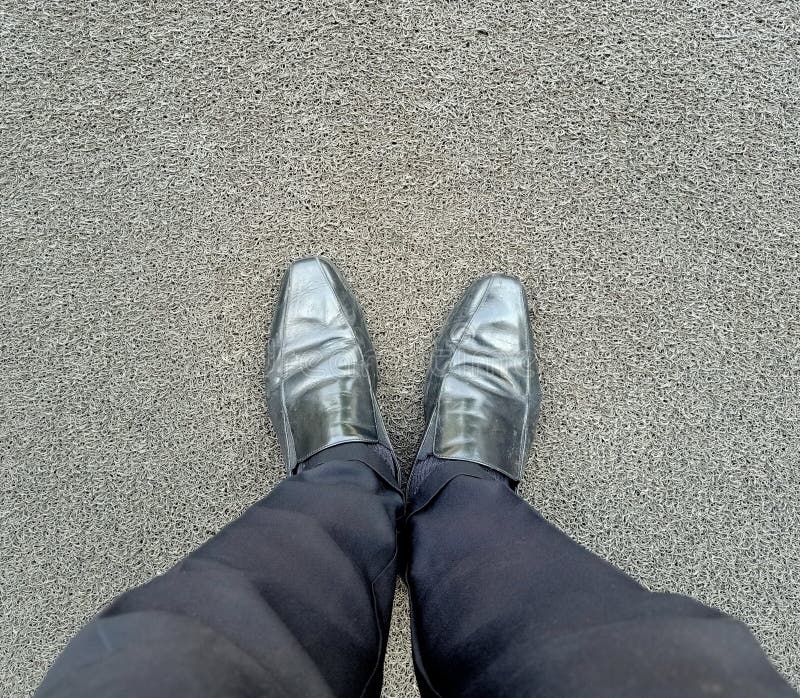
left=2, top=0, right=799, bottom=695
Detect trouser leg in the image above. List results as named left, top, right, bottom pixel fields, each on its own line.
left=38, top=443, right=404, bottom=698
left=405, top=458, right=795, bottom=698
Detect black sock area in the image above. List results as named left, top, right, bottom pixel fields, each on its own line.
left=407, top=455, right=513, bottom=501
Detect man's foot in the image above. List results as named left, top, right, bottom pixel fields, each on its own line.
left=413, top=274, right=540, bottom=486
left=265, top=257, right=394, bottom=475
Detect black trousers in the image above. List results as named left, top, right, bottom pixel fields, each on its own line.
left=38, top=443, right=794, bottom=697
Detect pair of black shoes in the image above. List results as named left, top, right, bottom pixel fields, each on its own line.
left=265, top=257, right=540, bottom=486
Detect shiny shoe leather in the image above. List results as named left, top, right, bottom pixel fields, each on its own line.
left=265, top=257, right=394, bottom=474
left=415, top=274, right=540, bottom=484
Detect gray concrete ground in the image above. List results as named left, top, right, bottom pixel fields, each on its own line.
left=2, top=1, right=799, bottom=695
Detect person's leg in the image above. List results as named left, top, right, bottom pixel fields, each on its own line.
left=38, top=257, right=404, bottom=697
left=38, top=442, right=403, bottom=698
left=405, top=457, right=795, bottom=697
left=407, top=273, right=795, bottom=697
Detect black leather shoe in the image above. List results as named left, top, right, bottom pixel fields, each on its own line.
left=414, top=274, right=540, bottom=485
left=265, top=257, right=394, bottom=475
